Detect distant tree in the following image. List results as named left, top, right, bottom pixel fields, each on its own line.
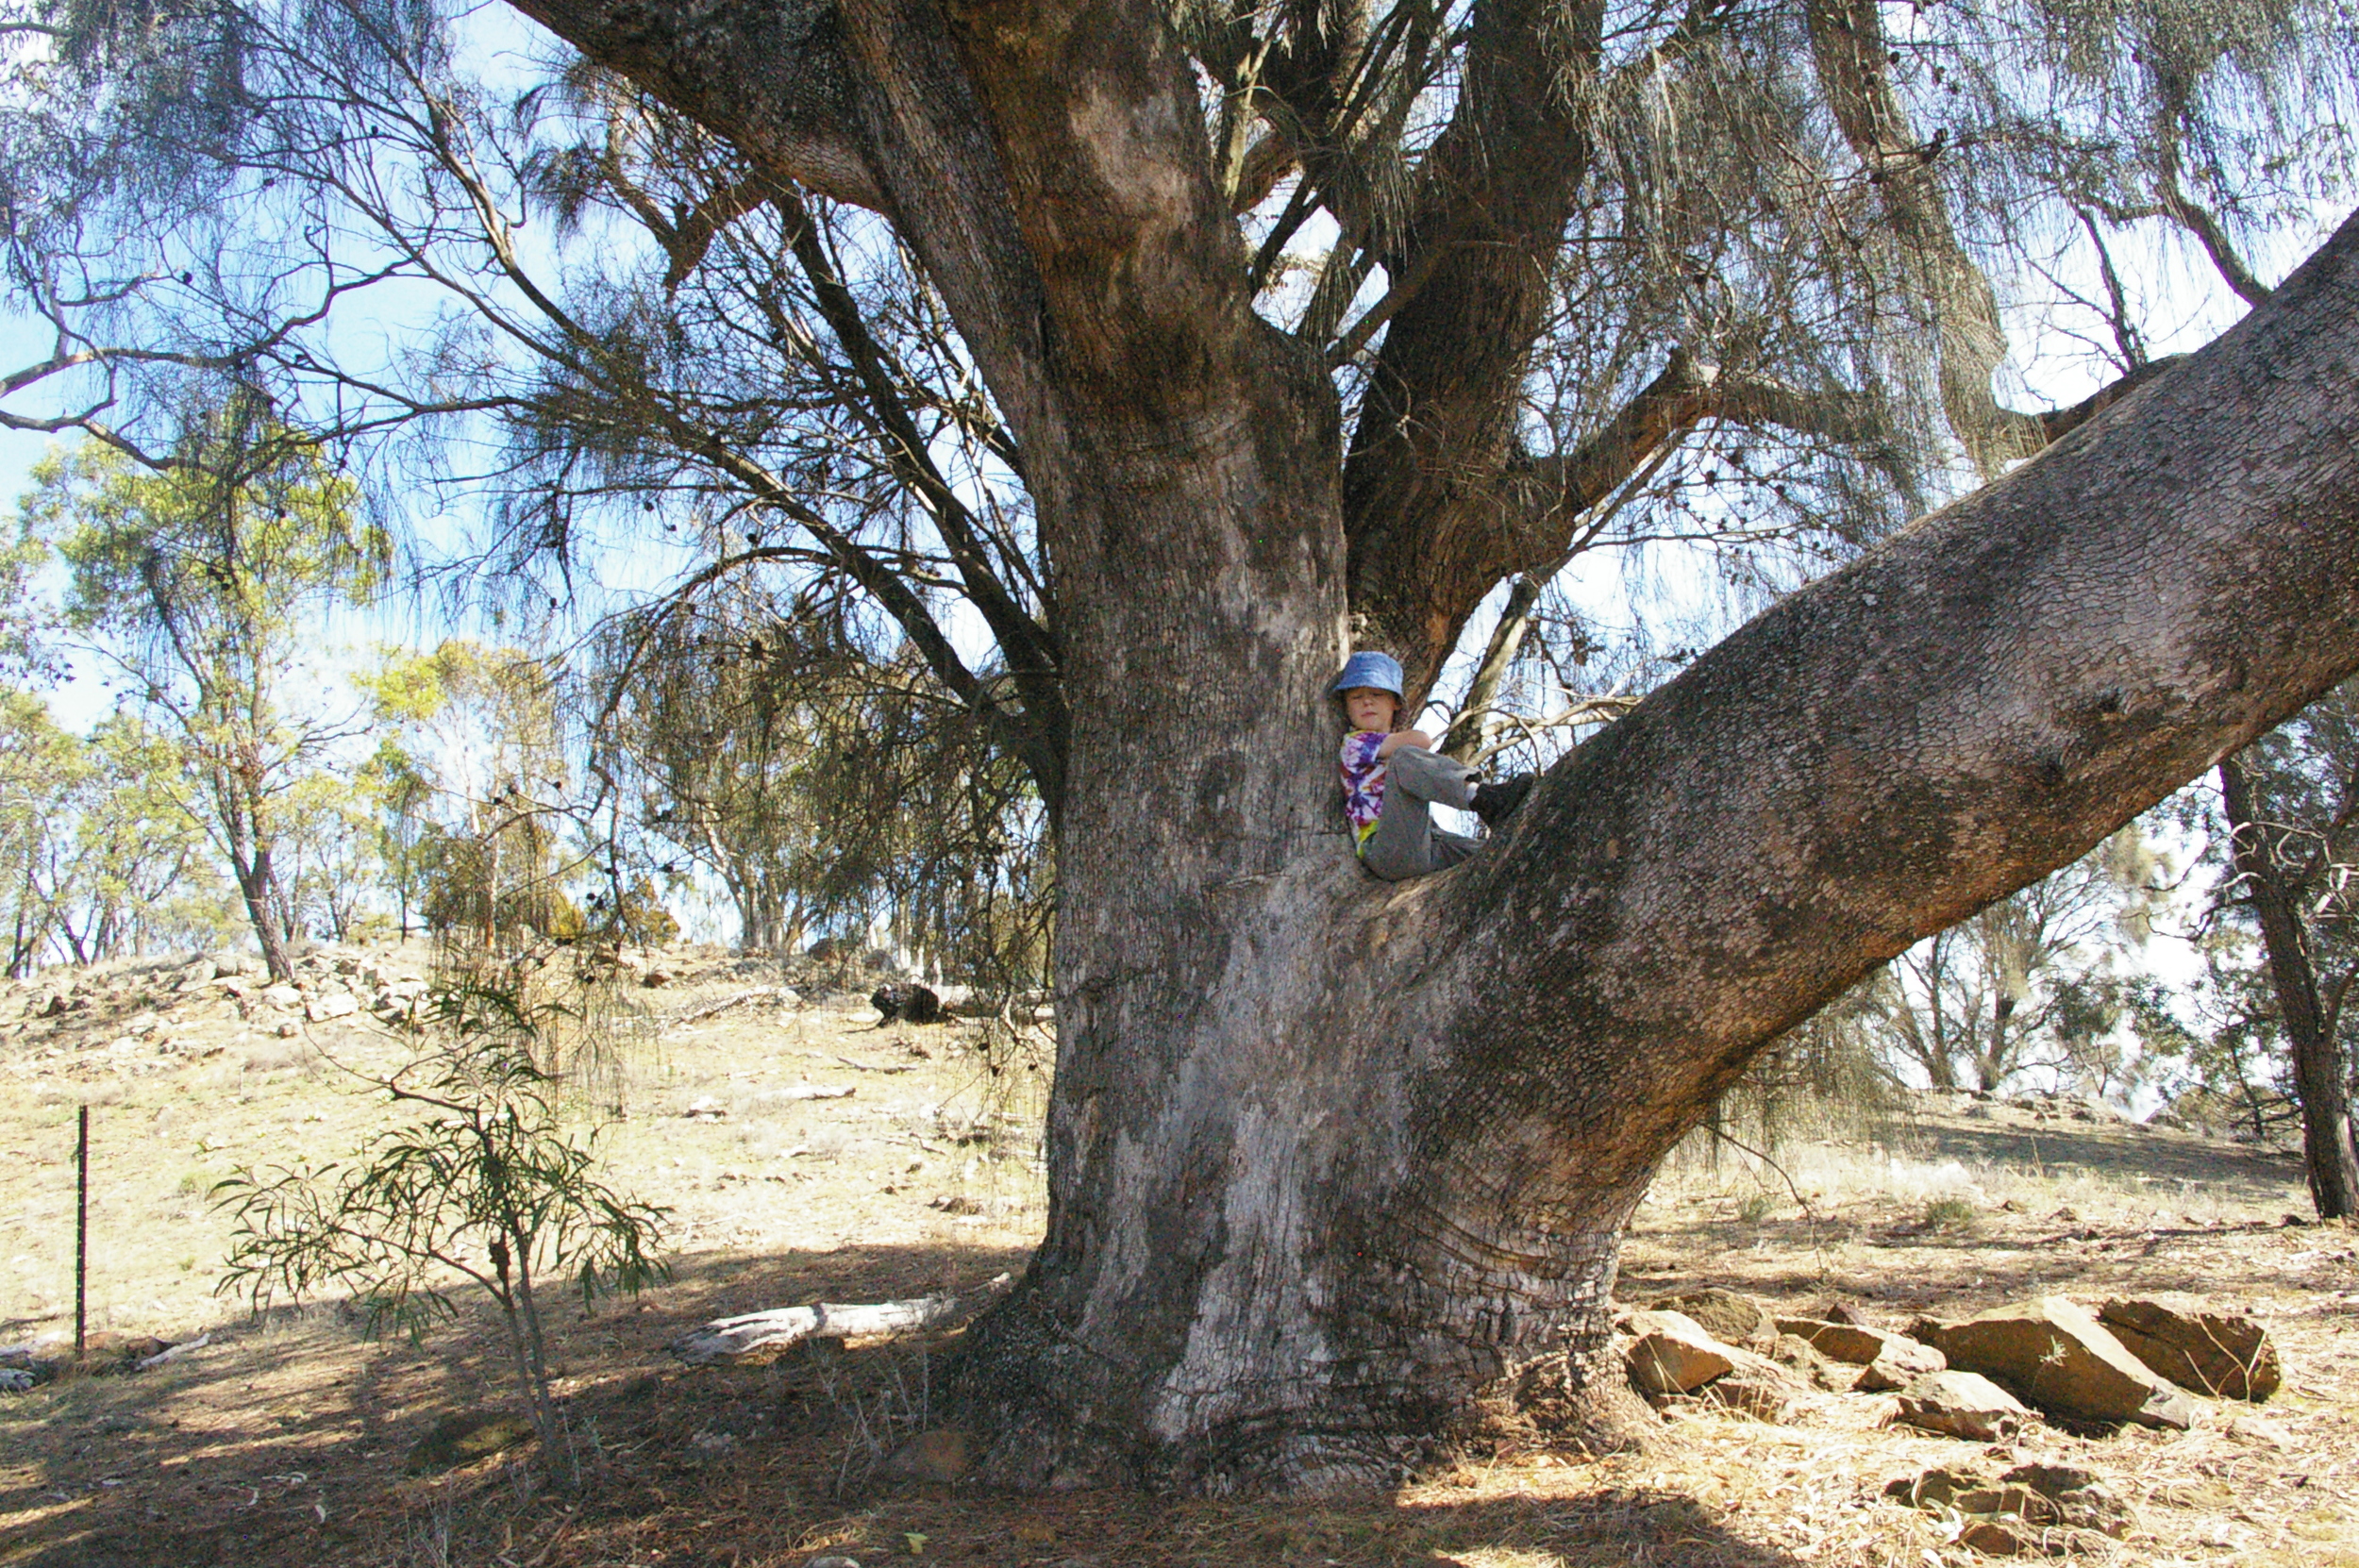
left=276, top=770, right=385, bottom=943
left=2201, top=687, right=2359, bottom=1217
left=1860, top=830, right=2168, bottom=1097
left=362, top=642, right=587, bottom=950
left=0, top=690, right=85, bottom=974
left=25, top=407, right=386, bottom=979
left=599, top=593, right=1044, bottom=978
left=2137, top=934, right=2296, bottom=1141
left=359, top=737, right=436, bottom=938
left=62, top=712, right=241, bottom=960
left=0, top=699, right=240, bottom=970
left=0, top=528, right=59, bottom=686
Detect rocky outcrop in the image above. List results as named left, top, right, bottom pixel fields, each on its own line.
left=2098, top=1294, right=2281, bottom=1401
left=1653, top=1288, right=1778, bottom=1351
left=1885, top=1460, right=2135, bottom=1556
left=1622, top=1309, right=1738, bottom=1395
left=1914, top=1295, right=2199, bottom=1429
left=1892, top=1370, right=2031, bottom=1442
left=1777, top=1316, right=1946, bottom=1393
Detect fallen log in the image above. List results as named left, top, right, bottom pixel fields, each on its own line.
left=668, top=1294, right=962, bottom=1364
left=668, top=987, right=796, bottom=1027
left=138, top=1332, right=210, bottom=1370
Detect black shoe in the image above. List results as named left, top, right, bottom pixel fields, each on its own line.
left=1471, top=774, right=1535, bottom=830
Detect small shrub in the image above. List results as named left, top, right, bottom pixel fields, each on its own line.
left=215, top=975, right=668, bottom=1488
left=1921, top=1195, right=1980, bottom=1232
left=1734, top=1191, right=1779, bottom=1224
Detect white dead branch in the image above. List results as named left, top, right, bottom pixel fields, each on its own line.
left=669, top=987, right=796, bottom=1027
left=138, top=1332, right=210, bottom=1369
left=668, top=1293, right=962, bottom=1364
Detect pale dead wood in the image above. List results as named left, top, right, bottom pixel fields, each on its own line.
left=669, top=1293, right=960, bottom=1364
left=666, top=987, right=794, bottom=1026
left=771, top=1083, right=856, bottom=1100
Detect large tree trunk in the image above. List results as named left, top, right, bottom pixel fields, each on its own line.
left=957, top=218, right=2359, bottom=1492
left=506, top=0, right=2359, bottom=1493
left=2217, top=753, right=2359, bottom=1219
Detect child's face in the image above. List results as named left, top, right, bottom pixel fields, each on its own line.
left=1342, top=687, right=1399, bottom=733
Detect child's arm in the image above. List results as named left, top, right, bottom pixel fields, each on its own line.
left=1374, top=730, right=1436, bottom=759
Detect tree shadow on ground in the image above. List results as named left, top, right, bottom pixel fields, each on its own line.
left=1890, top=1118, right=2308, bottom=1199
left=0, top=1240, right=1821, bottom=1568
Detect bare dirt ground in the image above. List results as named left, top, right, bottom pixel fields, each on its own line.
left=2, top=943, right=2354, bottom=1568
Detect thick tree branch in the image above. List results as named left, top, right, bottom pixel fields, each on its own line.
left=503, top=0, right=886, bottom=209
left=2160, top=173, right=2274, bottom=310
left=1407, top=209, right=2359, bottom=1215
left=1336, top=0, right=1607, bottom=694
left=1486, top=350, right=1883, bottom=577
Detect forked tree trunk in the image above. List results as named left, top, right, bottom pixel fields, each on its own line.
left=950, top=225, right=2359, bottom=1492
left=505, top=0, right=2359, bottom=1492
left=2217, top=754, right=2359, bottom=1219
left=216, top=773, right=295, bottom=982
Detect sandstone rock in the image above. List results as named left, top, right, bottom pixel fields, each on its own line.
left=1893, top=1370, right=2030, bottom=1442
left=1778, top=1317, right=1890, bottom=1361
left=1884, top=1463, right=1994, bottom=1510
left=1956, top=1518, right=2036, bottom=1556
left=1887, top=1459, right=2133, bottom=1555
left=1768, top=1331, right=1850, bottom=1391
left=1999, top=1464, right=2134, bottom=1538
left=1623, top=1309, right=1738, bottom=1395
left=1694, top=1369, right=1796, bottom=1422
left=259, top=983, right=302, bottom=1009
left=2097, top=1293, right=2280, bottom=1401
left=1855, top=1340, right=1949, bottom=1393
left=1654, top=1288, right=1777, bottom=1350
left=1915, top=1295, right=2199, bottom=1429
left=1781, top=1316, right=1946, bottom=1392
left=305, top=993, right=358, bottom=1023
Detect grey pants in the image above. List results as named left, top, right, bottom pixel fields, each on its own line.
left=1362, top=746, right=1481, bottom=881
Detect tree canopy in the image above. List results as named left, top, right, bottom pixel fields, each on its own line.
left=5, top=0, right=2352, bottom=776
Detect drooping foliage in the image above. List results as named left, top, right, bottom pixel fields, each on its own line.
left=6, top=0, right=2352, bottom=812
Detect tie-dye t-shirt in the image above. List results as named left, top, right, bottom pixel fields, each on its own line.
left=1339, top=729, right=1389, bottom=855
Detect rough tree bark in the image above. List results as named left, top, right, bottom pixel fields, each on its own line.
left=2217, top=753, right=2359, bottom=1219
left=505, top=0, right=2359, bottom=1492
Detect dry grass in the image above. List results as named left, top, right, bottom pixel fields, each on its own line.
left=2, top=946, right=2354, bottom=1567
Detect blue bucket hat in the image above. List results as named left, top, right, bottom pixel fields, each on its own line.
left=1331, top=650, right=1404, bottom=697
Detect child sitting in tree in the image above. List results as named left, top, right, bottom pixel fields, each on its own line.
left=1335, top=651, right=1534, bottom=882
